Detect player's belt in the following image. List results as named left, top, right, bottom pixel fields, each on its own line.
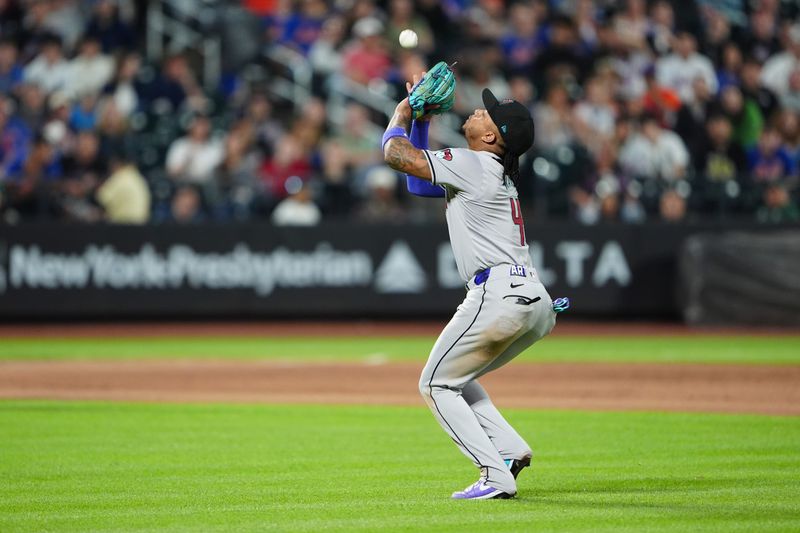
left=470, top=264, right=528, bottom=287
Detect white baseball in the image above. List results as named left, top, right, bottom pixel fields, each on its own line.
left=399, top=29, right=418, bottom=49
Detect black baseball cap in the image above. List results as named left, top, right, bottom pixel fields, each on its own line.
left=482, top=88, right=535, bottom=157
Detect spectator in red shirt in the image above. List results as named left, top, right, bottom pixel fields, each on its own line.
left=260, top=134, right=312, bottom=200
left=341, top=17, right=391, bottom=85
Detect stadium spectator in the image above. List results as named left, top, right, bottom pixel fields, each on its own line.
left=739, top=9, right=782, bottom=66
left=271, top=177, right=321, bottom=226
left=16, top=82, right=47, bottom=131
left=139, top=54, right=202, bottom=112
left=341, top=17, right=391, bottom=85
left=69, top=92, right=99, bottom=132
left=692, top=114, right=747, bottom=182
left=691, top=114, right=748, bottom=213
left=569, top=185, right=601, bottom=225
left=275, top=0, right=327, bottom=55
left=169, top=185, right=204, bottom=224
left=34, top=0, right=85, bottom=51
left=613, top=0, right=649, bottom=52
left=619, top=114, right=689, bottom=182
left=659, top=189, right=688, bottom=222
left=102, top=52, right=142, bottom=119
left=316, top=139, right=355, bottom=217
left=675, top=77, right=714, bottom=151
left=243, top=93, right=284, bottom=156
left=760, top=23, right=800, bottom=97
left=4, top=0, right=800, bottom=226
left=646, top=0, right=676, bottom=57
left=740, top=56, right=780, bottom=121
left=0, top=38, right=23, bottom=94
left=640, top=65, right=682, bottom=127
left=716, top=42, right=742, bottom=91
left=2, top=134, right=57, bottom=219
left=0, top=0, right=24, bottom=41
left=386, top=0, right=434, bottom=57
left=67, top=36, right=115, bottom=98
left=779, top=69, right=800, bottom=113
left=500, top=2, right=542, bottom=76
left=260, top=134, right=312, bottom=200
left=217, top=119, right=262, bottom=219
left=656, top=31, right=717, bottom=104
left=455, top=58, right=510, bottom=118
left=756, top=182, right=800, bottom=222
left=532, top=83, right=576, bottom=153
left=166, top=115, right=225, bottom=185
left=357, top=166, right=405, bottom=223
left=747, top=127, right=795, bottom=184
left=57, top=130, right=106, bottom=222
left=23, top=35, right=70, bottom=94
left=776, top=110, right=800, bottom=163
left=573, top=76, right=616, bottom=155
left=96, top=150, right=150, bottom=224
left=308, top=15, right=346, bottom=80
left=335, top=102, right=381, bottom=181
left=716, top=85, right=764, bottom=149
left=573, top=0, right=600, bottom=54
left=533, top=15, right=589, bottom=91
left=62, top=130, right=105, bottom=182
left=0, top=96, right=31, bottom=181
left=701, top=7, right=732, bottom=65
left=84, top=0, right=136, bottom=53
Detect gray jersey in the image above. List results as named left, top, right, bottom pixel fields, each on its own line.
left=423, top=147, right=534, bottom=282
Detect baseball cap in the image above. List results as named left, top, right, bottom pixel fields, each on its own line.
left=482, top=88, right=535, bottom=157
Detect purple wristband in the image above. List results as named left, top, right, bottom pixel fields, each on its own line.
left=382, top=126, right=408, bottom=151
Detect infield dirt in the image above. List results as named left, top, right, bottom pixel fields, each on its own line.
left=1, top=360, right=798, bottom=415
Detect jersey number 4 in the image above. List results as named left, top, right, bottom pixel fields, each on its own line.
left=510, top=198, right=526, bottom=246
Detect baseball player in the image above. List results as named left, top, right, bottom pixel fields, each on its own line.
left=381, top=72, right=564, bottom=499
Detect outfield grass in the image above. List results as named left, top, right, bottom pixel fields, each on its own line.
left=1, top=335, right=800, bottom=364
left=1, top=401, right=798, bottom=532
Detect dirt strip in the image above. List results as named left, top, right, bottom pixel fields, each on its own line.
left=1, top=320, right=799, bottom=338
left=1, top=360, right=798, bottom=415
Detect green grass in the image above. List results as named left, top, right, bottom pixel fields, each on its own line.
left=0, top=401, right=798, bottom=532
left=1, top=336, right=800, bottom=364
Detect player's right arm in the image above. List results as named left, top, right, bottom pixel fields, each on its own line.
left=383, top=99, right=433, bottom=181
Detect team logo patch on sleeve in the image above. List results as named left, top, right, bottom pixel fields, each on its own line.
left=434, top=148, right=453, bottom=161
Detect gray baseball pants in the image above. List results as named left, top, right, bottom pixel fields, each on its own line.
left=419, top=264, right=556, bottom=495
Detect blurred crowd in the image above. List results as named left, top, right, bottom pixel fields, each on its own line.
left=1, top=0, right=800, bottom=225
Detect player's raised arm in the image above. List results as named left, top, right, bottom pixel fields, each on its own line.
left=382, top=98, right=432, bottom=181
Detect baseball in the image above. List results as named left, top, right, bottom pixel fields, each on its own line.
left=399, top=29, right=418, bottom=49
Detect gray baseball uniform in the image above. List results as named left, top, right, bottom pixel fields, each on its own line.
left=419, top=147, right=556, bottom=496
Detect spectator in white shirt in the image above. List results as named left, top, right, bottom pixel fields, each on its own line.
left=619, top=113, right=689, bottom=181
left=67, top=36, right=115, bottom=97
left=656, top=31, right=717, bottom=104
left=23, top=35, right=70, bottom=94
left=166, top=115, right=224, bottom=184
left=760, top=23, right=800, bottom=98
left=574, top=76, right=616, bottom=155
left=271, top=177, right=321, bottom=226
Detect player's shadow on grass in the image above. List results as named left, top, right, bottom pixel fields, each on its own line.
left=510, top=476, right=771, bottom=510
left=530, top=476, right=753, bottom=494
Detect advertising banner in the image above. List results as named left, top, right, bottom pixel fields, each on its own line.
left=0, top=222, right=766, bottom=319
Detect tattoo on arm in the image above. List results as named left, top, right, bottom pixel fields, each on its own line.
left=382, top=107, right=432, bottom=180
left=384, top=138, right=431, bottom=180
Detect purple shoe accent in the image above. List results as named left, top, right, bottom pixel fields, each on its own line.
left=451, top=479, right=514, bottom=500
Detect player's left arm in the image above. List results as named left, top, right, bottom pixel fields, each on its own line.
left=382, top=99, right=432, bottom=181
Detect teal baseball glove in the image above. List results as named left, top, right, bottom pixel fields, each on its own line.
left=408, top=61, right=456, bottom=120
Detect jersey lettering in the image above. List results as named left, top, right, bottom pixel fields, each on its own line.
left=510, top=198, right=525, bottom=246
